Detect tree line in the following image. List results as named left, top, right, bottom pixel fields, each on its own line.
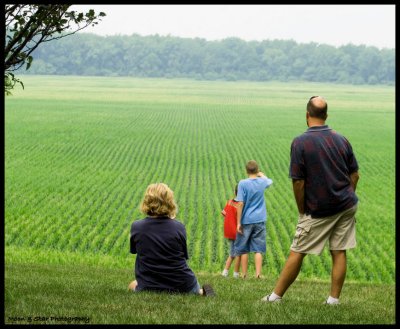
left=22, top=33, right=394, bottom=85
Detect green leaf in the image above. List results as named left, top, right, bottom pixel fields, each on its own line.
left=26, top=56, right=33, bottom=70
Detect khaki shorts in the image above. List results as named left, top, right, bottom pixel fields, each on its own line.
left=290, top=204, right=357, bottom=255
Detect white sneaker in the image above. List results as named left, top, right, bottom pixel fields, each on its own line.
left=261, top=294, right=282, bottom=303
left=324, top=300, right=340, bottom=305
left=233, top=272, right=240, bottom=278
left=221, top=270, right=228, bottom=277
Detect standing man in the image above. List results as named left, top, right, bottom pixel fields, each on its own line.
left=235, top=160, right=273, bottom=279
left=262, top=96, right=359, bottom=304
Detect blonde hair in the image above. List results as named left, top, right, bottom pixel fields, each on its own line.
left=140, top=183, right=177, bottom=218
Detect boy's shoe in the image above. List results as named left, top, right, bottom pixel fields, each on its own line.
left=323, top=300, right=340, bottom=305
left=202, top=284, right=216, bottom=297
left=261, top=294, right=282, bottom=303
left=221, top=269, right=229, bottom=277
left=233, top=272, right=240, bottom=279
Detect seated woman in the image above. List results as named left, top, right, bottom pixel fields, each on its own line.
left=128, top=183, right=215, bottom=296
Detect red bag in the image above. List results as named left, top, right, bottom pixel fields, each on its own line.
left=223, top=200, right=238, bottom=240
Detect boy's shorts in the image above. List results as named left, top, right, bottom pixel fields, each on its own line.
left=290, top=204, right=357, bottom=255
left=234, top=222, right=266, bottom=254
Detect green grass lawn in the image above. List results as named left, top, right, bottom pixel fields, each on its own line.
left=4, top=261, right=395, bottom=325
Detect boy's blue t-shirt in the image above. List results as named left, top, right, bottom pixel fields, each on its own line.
left=236, top=177, right=273, bottom=224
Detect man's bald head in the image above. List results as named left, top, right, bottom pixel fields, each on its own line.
left=307, top=96, right=328, bottom=120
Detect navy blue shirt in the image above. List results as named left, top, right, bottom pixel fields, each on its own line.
left=130, top=217, right=198, bottom=293
left=290, top=125, right=359, bottom=217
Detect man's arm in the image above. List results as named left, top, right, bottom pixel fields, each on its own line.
left=350, top=171, right=360, bottom=192
left=292, top=179, right=305, bottom=215
left=236, top=201, right=244, bottom=234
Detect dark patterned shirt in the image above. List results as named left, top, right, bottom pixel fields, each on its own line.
left=289, top=125, right=359, bottom=217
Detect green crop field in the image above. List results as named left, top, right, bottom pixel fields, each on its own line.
left=5, top=75, right=395, bottom=287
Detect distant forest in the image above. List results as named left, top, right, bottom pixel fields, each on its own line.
left=23, top=33, right=394, bottom=85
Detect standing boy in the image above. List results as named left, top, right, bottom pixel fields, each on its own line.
left=235, top=160, right=273, bottom=279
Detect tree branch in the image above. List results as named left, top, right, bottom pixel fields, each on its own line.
left=4, top=5, right=44, bottom=57
left=4, top=4, right=106, bottom=94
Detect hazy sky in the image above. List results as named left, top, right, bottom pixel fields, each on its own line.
left=70, top=5, right=395, bottom=49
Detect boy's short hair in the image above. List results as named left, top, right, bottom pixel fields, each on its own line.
left=140, top=183, right=177, bottom=218
left=246, top=160, right=259, bottom=174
